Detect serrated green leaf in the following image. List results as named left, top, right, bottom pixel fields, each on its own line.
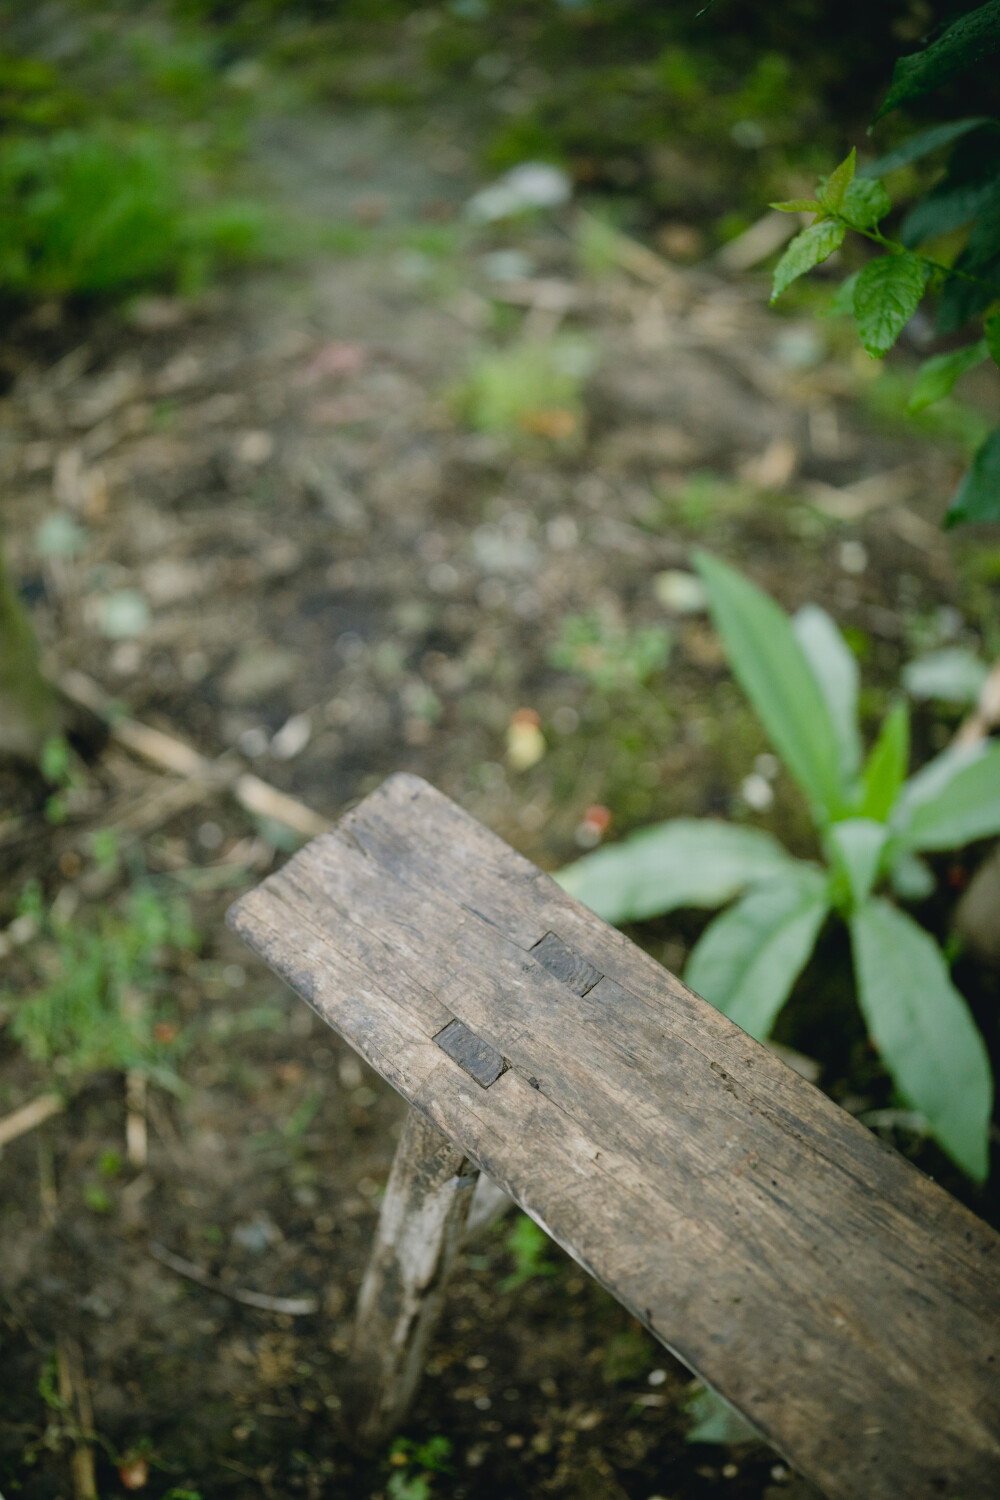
left=685, top=870, right=828, bottom=1040
left=823, top=149, right=856, bottom=212
left=850, top=899, right=991, bottom=1180
left=770, top=219, right=845, bottom=303
left=693, top=551, right=846, bottom=819
left=895, top=741, right=1000, bottom=850
left=986, top=308, right=1000, bottom=365
left=860, top=118, right=997, bottom=177
left=875, top=2, right=1000, bottom=122
left=908, top=340, right=989, bottom=413
left=824, top=270, right=860, bottom=318
left=770, top=198, right=822, bottom=213
left=826, top=818, right=888, bottom=908
left=853, top=253, right=930, bottom=358
left=793, top=604, right=861, bottom=779
left=859, top=700, right=910, bottom=822
left=945, top=423, right=1000, bottom=525
left=555, top=819, right=797, bottom=925
left=841, top=177, right=891, bottom=230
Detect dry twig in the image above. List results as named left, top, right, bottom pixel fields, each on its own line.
left=148, top=1241, right=319, bottom=1315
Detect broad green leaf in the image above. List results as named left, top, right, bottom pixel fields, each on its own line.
left=908, top=340, right=989, bottom=412
left=826, top=818, right=888, bottom=908
left=986, top=308, right=1000, bottom=366
left=903, top=647, right=990, bottom=704
left=859, top=700, right=910, bottom=822
left=853, top=253, right=930, bottom=358
left=945, top=423, right=1000, bottom=526
left=895, top=741, right=1000, bottom=851
left=824, top=270, right=860, bottom=318
left=889, top=851, right=936, bottom=902
left=770, top=197, right=822, bottom=213
left=686, top=1386, right=761, bottom=1446
left=823, top=149, right=856, bottom=212
left=874, top=2, right=1000, bottom=121
left=850, top=899, right=991, bottom=1179
left=793, top=604, right=861, bottom=779
left=841, top=177, right=891, bottom=230
left=693, top=551, right=846, bottom=819
left=770, top=220, right=845, bottom=303
left=685, top=869, right=828, bottom=1040
left=860, top=118, right=997, bottom=177
left=555, top=819, right=797, bottom=925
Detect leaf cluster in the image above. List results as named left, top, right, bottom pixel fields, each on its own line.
left=559, top=554, right=998, bottom=1181
left=769, top=1, right=1000, bottom=525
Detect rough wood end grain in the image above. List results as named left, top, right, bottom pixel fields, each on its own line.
left=228, top=772, right=1000, bottom=1500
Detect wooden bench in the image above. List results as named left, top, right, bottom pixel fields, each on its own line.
left=228, top=773, right=1000, bottom=1500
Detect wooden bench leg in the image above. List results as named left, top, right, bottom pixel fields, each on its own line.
left=347, top=1106, right=479, bottom=1448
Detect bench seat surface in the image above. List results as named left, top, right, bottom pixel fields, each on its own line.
left=229, top=774, right=1000, bottom=1500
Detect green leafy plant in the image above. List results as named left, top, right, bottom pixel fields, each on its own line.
left=386, top=1435, right=453, bottom=1500
left=0, top=127, right=265, bottom=298
left=8, top=883, right=196, bottom=1091
left=769, top=1, right=1000, bottom=525
left=559, top=552, right=999, bottom=1181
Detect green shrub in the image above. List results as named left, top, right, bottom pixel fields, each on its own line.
left=0, top=127, right=265, bottom=298
left=559, top=554, right=999, bottom=1181
left=769, top=2, right=1000, bottom=524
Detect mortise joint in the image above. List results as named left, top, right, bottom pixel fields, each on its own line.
left=434, top=1019, right=508, bottom=1088
left=530, top=931, right=603, bottom=996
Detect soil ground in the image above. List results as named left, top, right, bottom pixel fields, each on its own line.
left=1, top=100, right=998, bottom=1500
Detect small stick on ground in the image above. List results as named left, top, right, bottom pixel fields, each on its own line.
left=0, top=1092, right=64, bottom=1149
left=148, top=1241, right=318, bottom=1315
left=57, top=1339, right=97, bottom=1500
left=125, top=1071, right=147, bottom=1169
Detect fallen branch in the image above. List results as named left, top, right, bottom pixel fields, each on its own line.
left=147, top=1241, right=319, bottom=1315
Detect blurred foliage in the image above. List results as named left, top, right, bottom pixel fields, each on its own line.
left=8, top=881, right=197, bottom=1089
left=7, top=1, right=993, bottom=308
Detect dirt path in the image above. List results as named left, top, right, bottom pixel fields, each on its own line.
left=0, top=103, right=988, bottom=1500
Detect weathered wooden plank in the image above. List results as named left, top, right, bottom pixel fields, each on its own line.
left=345, top=1108, right=477, bottom=1448
left=228, top=773, right=1000, bottom=1500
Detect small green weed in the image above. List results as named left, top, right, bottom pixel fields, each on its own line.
left=386, top=1435, right=453, bottom=1499
left=498, top=1212, right=559, bottom=1292
left=8, top=883, right=197, bottom=1091
left=549, top=612, right=671, bottom=694
left=449, top=337, right=594, bottom=441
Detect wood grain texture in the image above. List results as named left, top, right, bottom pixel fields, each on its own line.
left=228, top=773, right=1000, bottom=1500
left=346, top=1108, right=476, bottom=1448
